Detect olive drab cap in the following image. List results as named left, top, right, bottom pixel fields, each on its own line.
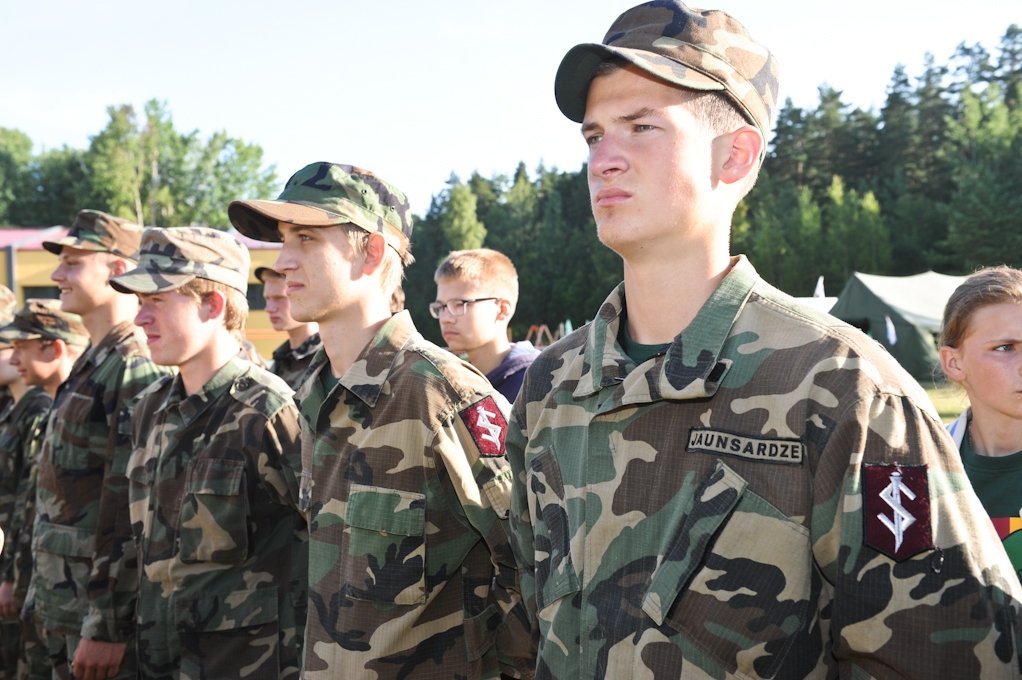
left=554, top=0, right=780, bottom=140
left=228, top=162, right=414, bottom=261
left=109, top=227, right=251, bottom=295
left=42, top=209, right=143, bottom=260
left=0, top=299, right=89, bottom=347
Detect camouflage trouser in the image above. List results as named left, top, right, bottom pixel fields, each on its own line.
left=42, top=629, right=136, bottom=680
left=18, top=622, right=48, bottom=680
left=0, top=618, right=17, bottom=680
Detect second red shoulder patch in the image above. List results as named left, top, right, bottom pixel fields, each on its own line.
left=459, top=396, right=508, bottom=457
left=863, top=464, right=933, bottom=561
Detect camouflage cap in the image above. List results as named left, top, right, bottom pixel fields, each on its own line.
left=228, top=162, right=414, bottom=258
left=109, top=227, right=251, bottom=295
left=0, top=299, right=89, bottom=347
left=554, top=0, right=780, bottom=139
left=42, top=209, right=143, bottom=260
left=0, top=285, right=16, bottom=349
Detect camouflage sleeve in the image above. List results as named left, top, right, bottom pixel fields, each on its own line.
left=0, top=406, right=49, bottom=585
left=814, top=388, right=1022, bottom=677
left=505, top=397, right=539, bottom=643
left=81, top=357, right=168, bottom=643
left=439, top=394, right=535, bottom=679
left=255, top=403, right=303, bottom=508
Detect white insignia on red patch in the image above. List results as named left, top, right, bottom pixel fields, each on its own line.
left=460, top=396, right=507, bottom=457
left=878, top=470, right=916, bottom=551
left=864, top=463, right=932, bottom=561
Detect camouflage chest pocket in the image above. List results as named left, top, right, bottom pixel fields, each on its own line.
left=51, top=392, right=103, bottom=469
left=179, top=459, right=249, bottom=565
left=645, top=460, right=812, bottom=678
left=528, top=450, right=580, bottom=612
left=342, top=484, right=426, bottom=606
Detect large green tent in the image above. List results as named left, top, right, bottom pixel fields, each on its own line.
left=828, top=271, right=967, bottom=381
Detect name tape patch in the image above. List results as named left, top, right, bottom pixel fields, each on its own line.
left=687, top=428, right=804, bottom=465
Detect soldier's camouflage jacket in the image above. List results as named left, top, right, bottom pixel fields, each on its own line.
left=296, top=310, right=532, bottom=679
left=0, top=387, right=51, bottom=599
left=127, top=356, right=306, bottom=679
left=507, top=256, right=1022, bottom=679
left=30, top=322, right=165, bottom=643
left=268, top=332, right=321, bottom=391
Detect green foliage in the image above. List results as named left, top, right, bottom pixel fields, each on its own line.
left=3, top=100, right=275, bottom=229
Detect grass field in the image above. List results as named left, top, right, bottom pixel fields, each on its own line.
left=924, top=383, right=967, bottom=423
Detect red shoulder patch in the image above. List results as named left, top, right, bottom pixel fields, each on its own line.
left=459, top=396, right=508, bottom=457
left=863, top=464, right=933, bottom=561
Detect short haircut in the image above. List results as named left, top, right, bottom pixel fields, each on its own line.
left=341, top=225, right=408, bottom=300
left=434, top=248, right=520, bottom=303
left=941, top=266, right=1022, bottom=348
left=178, top=278, right=249, bottom=332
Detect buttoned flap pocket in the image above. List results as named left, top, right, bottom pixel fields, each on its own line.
left=179, top=459, right=249, bottom=564
left=343, top=484, right=427, bottom=605
left=50, top=392, right=102, bottom=469
left=529, top=450, right=581, bottom=612
left=649, top=460, right=812, bottom=678
left=32, top=520, right=95, bottom=557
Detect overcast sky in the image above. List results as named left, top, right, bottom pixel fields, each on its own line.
left=1, top=0, right=1017, bottom=215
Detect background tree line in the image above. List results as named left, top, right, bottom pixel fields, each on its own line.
left=0, top=26, right=1019, bottom=345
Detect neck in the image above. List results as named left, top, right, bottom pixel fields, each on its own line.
left=80, top=296, right=137, bottom=344
left=967, top=408, right=1022, bottom=457
left=319, top=307, right=392, bottom=378
left=179, top=331, right=241, bottom=396
left=287, top=323, right=317, bottom=349
left=466, top=338, right=512, bottom=376
left=6, top=379, right=27, bottom=403
left=620, top=246, right=734, bottom=344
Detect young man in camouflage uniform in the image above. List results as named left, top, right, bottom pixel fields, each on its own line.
left=1, top=301, right=89, bottom=680
left=0, top=291, right=56, bottom=680
left=254, top=265, right=321, bottom=389
left=505, top=2, right=1022, bottom=678
left=110, top=227, right=306, bottom=679
left=29, top=210, right=165, bottom=680
left=229, top=162, right=532, bottom=679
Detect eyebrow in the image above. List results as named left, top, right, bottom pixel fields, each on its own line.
left=581, top=107, right=661, bottom=135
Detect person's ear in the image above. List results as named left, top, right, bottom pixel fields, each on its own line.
left=362, top=233, right=387, bottom=275
left=107, top=256, right=130, bottom=279
left=496, top=298, right=513, bottom=321
left=719, top=126, right=762, bottom=185
left=939, top=345, right=965, bottom=382
left=204, top=290, right=227, bottom=320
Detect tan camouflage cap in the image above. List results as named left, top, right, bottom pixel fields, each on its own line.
left=109, top=227, right=251, bottom=295
left=0, top=299, right=89, bottom=347
left=42, top=210, right=143, bottom=260
left=228, top=162, right=414, bottom=260
left=0, top=285, right=17, bottom=349
left=555, top=0, right=780, bottom=140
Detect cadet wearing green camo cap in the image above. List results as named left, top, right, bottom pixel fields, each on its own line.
left=505, top=2, right=1022, bottom=679
left=230, top=162, right=533, bottom=679
left=30, top=209, right=163, bottom=680
left=111, top=226, right=307, bottom=679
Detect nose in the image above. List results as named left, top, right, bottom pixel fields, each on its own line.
left=274, top=245, right=296, bottom=273
left=134, top=305, right=152, bottom=327
left=588, top=132, right=627, bottom=179
left=50, top=263, right=65, bottom=283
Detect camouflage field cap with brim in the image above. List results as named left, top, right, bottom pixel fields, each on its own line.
left=253, top=266, right=281, bottom=282
left=42, top=210, right=143, bottom=260
left=228, top=162, right=414, bottom=262
left=110, top=227, right=251, bottom=295
left=0, top=285, right=17, bottom=349
left=554, top=0, right=780, bottom=141
left=0, top=299, right=89, bottom=347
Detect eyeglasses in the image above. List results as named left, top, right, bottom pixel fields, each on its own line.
left=428, top=297, right=500, bottom=318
